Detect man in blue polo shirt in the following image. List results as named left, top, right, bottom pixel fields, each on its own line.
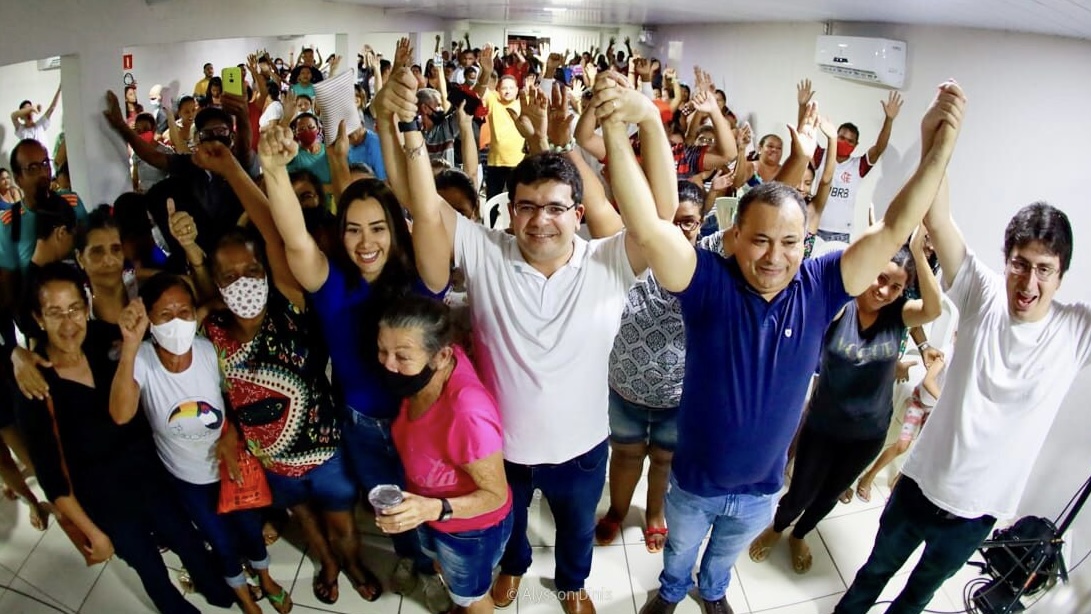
left=595, top=73, right=967, bottom=614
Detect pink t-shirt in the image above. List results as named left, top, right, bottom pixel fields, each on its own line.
left=392, top=345, right=512, bottom=533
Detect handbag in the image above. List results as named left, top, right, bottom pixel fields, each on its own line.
left=43, top=396, right=95, bottom=566
left=217, top=432, right=273, bottom=514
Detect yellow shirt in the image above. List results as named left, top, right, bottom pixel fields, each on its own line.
left=194, top=78, right=210, bottom=97
left=484, top=89, right=525, bottom=168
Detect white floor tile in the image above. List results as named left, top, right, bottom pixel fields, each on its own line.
left=733, top=531, right=845, bottom=611
left=816, top=507, right=924, bottom=585
left=820, top=483, right=890, bottom=521
left=862, top=572, right=959, bottom=613
left=625, top=543, right=749, bottom=614
left=291, top=534, right=403, bottom=614
left=16, top=523, right=105, bottom=611
left=748, top=592, right=842, bottom=613
left=0, top=498, right=48, bottom=575
left=80, top=558, right=165, bottom=614
left=0, top=577, right=76, bottom=613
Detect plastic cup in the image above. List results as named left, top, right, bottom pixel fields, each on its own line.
left=368, top=484, right=404, bottom=513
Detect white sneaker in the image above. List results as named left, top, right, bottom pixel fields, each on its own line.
left=420, top=573, right=454, bottom=613
left=391, top=557, right=419, bottom=595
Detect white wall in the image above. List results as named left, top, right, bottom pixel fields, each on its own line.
left=652, top=20, right=1091, bottom=611
left=0, top=0, right=445, bottom=207
left=0, top=60, right=63, bottom=173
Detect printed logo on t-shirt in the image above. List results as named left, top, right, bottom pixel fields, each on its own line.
left=167, top=400, right=224, bottom=440
left=839, top=171, right=852, bottom=183
left=421, top=457, right=458, bottom=489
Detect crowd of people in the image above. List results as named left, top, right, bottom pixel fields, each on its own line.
left=0, top=32, right=1086, bottom=614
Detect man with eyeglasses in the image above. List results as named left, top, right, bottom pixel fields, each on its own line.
left=103, top=90, right=257, bottom=252
left=835, top=184, right=1091, bottom=614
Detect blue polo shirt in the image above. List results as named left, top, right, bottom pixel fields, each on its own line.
left=347, top=130, right=387, bottom=180
left=0, top=195, right=88, bottom=272
left=672, top=249, right=851, bottom=497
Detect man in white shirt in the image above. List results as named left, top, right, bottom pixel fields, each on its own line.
left=375, top=67, right=675, bottom=614
left=10, top=84, right=62, bottom=144
left=835, top=179, right=1091, bottom=614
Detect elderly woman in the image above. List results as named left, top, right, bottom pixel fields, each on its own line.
left=15, top=263, right=234, bottom=614
left=375, top=295, right=512, bottom=614
left=110, top=274, right=290, bottom=614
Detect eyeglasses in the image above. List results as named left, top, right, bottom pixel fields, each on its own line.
left=197, top=126, right=231, bottom=142
left=1007, top=256, right=1059, bottom=281
left=512, top=202, right=577, bottom=219
left=674, top=219, right=702, bottom=233
left=297, top=191, right=319, bottom=203
left=41, top=304, right=88, bottom=322
left=23, top=158, right=51, bottom=174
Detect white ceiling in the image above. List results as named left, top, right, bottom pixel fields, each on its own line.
left=337, top=0, right=1091, bottom=40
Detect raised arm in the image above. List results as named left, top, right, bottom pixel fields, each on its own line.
left=164, top=198, right=217, bottom=303
left=841, top=81, right=965, bottom=296
left=922, top=175, right=965, bottom=287
left=807, top=116, right=839, bottom=234
left=456, top=102, right=479, bottom=188
left=259, top=126, right=331, bottom=292
left=247, top=54, right=269, bottom=110
left=44, top=84, right=62, bottom=120
left=193, top=141, right=305, bottom=307
left=163, top=103, right=191, bottom=154
left=595, top=73, right=690, bottom=286
left=867, top=91, right=903, bottom=162
left=574, top=102, right=606, bottom=161
left=776, top=101, right=819, bottom=189
left=221, top=94, right=253, bottom=167
left=387, top=68, right=453, bottom=293
left=103, top=91, right=170, bottom=170
left=901, top=227, right=944, bottom=327
left=372, top=77, right=412, bottom=208
left=474, top=44, right=495, bottom=97
left=690, top=88, right=738, bottom=168
left=110, top=299, right=148, bottom=425
left=796, top=78, right=815, bottom=127
left=327, top=121, right=354, bottom=200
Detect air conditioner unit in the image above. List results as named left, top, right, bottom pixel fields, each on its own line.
left=815, top=35, right=906, bottom=89
left=37, top=56, right=61, bottom=71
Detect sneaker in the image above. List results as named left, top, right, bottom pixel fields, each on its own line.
left=420, top=573, right=454, bottom=613
left=391, top=557, right=419, bottom=595
left=700, top=597, right=735, bottom=614
left=639, top=592, right=679, bottom=614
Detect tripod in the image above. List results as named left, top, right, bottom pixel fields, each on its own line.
left=966, top=474, right=1091, bottom=614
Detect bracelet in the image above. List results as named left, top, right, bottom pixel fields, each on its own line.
left=403, top=142, right=426, bottom=160
left=918, top=341, right=932, bottom=351
left=398, top=117, right=422, bottom=133
left=550, top=139, right=576, bottom=154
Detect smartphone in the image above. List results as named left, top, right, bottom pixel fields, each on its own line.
left=715, top=197, right=740, bottom=228
left=221, top=67, right=244, bottom=97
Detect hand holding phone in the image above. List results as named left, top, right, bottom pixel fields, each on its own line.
left=222, top=67, right=244, bottom=97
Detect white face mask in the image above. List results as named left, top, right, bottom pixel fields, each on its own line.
left=148, top=99, right=161, bottom=110
left=150, top=318, right=198, bottom=355
left=219, top=275, right=269, bottom=320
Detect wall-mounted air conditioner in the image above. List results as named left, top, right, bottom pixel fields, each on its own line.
left=815, top=35, right=906, bottom=89
left=37, top=56, right=61, bottom=71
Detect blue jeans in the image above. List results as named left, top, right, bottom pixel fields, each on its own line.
left=835, top=478, right=996, bottom=614
left=500, top=439, right=608, bottom=592
left=608, top=388, right=679, bottom=451
left=341, top=408, right=434, bottom=574
left=172, top=478, right=270, bottom=589
left=420, top=509, right=514, bottom=606
left=265, top=451, right=358, bottom=511
left=658, top=473, right=776, bottom=603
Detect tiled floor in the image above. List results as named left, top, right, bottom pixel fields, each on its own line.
left=0, top=469, right=1035, bottom=614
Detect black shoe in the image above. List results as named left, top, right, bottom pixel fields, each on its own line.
left=700, top=597, right=735, bottom=614
left=639, top=592, right=680, bottom=614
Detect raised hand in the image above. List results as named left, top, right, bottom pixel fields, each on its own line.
left=818, top=115, right=837, bottom=140
left=118, top=299, right=149, bottom=347
left=592, top=71, right=653, bottom=126
left=569, top=78, right=586, bottom=102
left=583, top=62, right=599, bottom=88
left=479, top=43, right=496, bottom=75
left=633, top=57, right=652, bottom=81
left=393, top=37, right=413, bottom=72
left=546, top=52, right=564, bottom=76
left=166, top=198, right=198, bottom=249
left=920, top=80, right=966, bottom=157
left=663, top=67, right=677, bottom=82
left=258, top=125, right=299, bottom=169
left=788, top=100, right=820, bottom=159
left=547, top=83, right=575, bottom=147
left=508, top=85, right=547, bottom=144
left=882, top=90, right=904, bottom=119
left=328, top=54, right=342, bottom=76
left=282, top=90, right=297, bottom=114
left=711, top=169, right=733, bottom=192
left=456, top=100, right=472, bottom=129
left=102, top=91, right=126, bottom=130
left=331, top=120, right=350, bottom=160
left=246, top=53, right=259, bottom=74
left=192, top=140, right=241, bottom=177
left=908, top=225, right=927, bottom=255
left=692, top=89, right=718, bottom=115
left=797, top=78, right=815, bottom=106
left=393, top=69, right=420, bottom=122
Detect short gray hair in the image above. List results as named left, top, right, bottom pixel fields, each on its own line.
left=417, top=88, right=441, bottom=107
left=379, top=295, right=454, bottom=355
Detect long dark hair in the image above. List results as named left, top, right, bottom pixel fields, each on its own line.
left=332, top=178, right=418, bottom=295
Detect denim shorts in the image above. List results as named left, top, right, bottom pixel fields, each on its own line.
left=607, top=388, right=679, bottom=451
left=419, top=509, right=514, bottom=606
left=264, top=451, right=358, bottom=512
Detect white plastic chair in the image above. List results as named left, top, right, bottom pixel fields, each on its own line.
left=481, top=193, right=511, bottom=230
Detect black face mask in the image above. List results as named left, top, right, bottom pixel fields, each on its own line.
left=380, top=364, right=436, bottom=398
left=430, top=110, right=446, bottom=126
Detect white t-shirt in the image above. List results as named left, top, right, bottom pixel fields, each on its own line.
left=133, top=337, right=227, bottom=485
left=817, top=152, right=874, bottom=235
left=15, top=116, right=50, bottom=144
left=259, top=100, right=284, bottom=129
left=902, top=252, right=1091, bottom=519
left=454, top=216, right=636, bottom=464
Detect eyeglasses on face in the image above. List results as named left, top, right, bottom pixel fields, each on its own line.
left=23, top=158, right=52, bottom=174
left=1007, top=256, right=1059, bottom=281
left=41, top=304, right=88, bottom=322
left=674, top=219, right=701, bottom=233
left=197, top=126, right=231, bottom=142
left=512, top=202, right=577, bottom=219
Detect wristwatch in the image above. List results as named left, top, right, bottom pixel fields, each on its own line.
left=918, top=341, right=932, bottom=352
left=398, top=116, right=423, bottom=133
left=437, top=498, right=453, bottom=522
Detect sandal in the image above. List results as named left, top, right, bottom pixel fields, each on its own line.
left=312, top=571, right=339, bottom=605
left=789, top=537, right=813, bottom=574
left=262, top=521, right=281, bottom=546
left=594, top=511, right=623, bottom=545
left=265, top=588, right=293, bottom=614
left=350, top=567, right=383, bottom=602
left=28, top=500, right=49, bottom=531
left=643, top=526, right=668, bottom=554
left=839, top=489, right=853, bottom=504
left=856, top=482, right=872, bottom=503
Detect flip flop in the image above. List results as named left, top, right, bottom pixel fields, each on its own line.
left=350, top=567, right=383, bottom=602
left=265, top=588, right=293, bottom=614
left=313, top=572, right=339, bottom=605
left=594, top=512, right=623, bottom=545
left=28, top=501, right=49, bottom=531
left=856, top=482, right=872, bottom=503
left=644, top=526, right=668, bottom=553
left=839, top=489, right=853, bottom=504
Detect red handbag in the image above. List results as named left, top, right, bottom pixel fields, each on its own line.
left=217, top=434, right=273, bottom=514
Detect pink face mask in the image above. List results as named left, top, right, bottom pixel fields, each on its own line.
left=296, top=128, right=319, bottom=147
